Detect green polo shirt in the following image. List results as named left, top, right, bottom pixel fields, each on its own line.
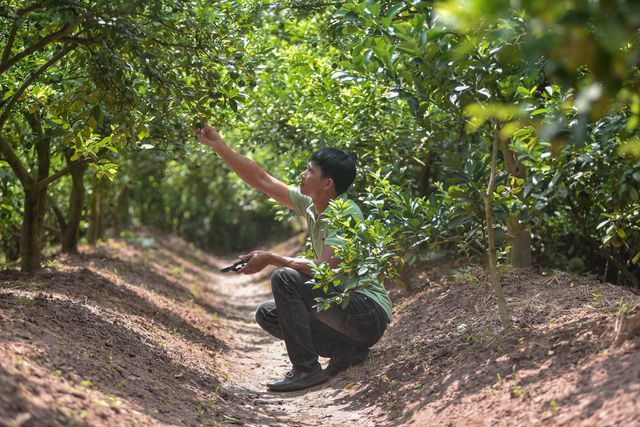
left=288, top=186, right=393, bottom=321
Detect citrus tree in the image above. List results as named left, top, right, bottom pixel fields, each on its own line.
left=0, top=0, right=257, bottom=270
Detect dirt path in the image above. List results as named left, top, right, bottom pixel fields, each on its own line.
left=0, top=230, right=379, bottom=427
left=212, top=270, right=372, bottom=426
left=2, top=230, right=639, bottom=426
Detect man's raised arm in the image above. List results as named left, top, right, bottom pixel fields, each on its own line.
left=195, top=124, right=293, bottom=210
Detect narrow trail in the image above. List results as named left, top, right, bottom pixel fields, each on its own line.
left=2, top=230, right=638, bottom=426
left=0, top=231, right=381, bottom=427
left=210, top=267, right=375, bottom=426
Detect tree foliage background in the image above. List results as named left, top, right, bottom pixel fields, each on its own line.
left=1, top=0, right=639, bottom=309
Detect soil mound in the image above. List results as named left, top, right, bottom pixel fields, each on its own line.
left=345, top=265, right=640, bottom=426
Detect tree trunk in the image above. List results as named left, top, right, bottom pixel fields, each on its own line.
left=19, top=111, right=50, bottom=271
left=486, top=127, right=511, bottom=332
left=114, top=183, right=130, bottom=236
left=87, top=176, right=104, bottom=245
left=418, top=151, right=436, bottom=196
left=20, top=185, right=42, bottom=271
left=500, top=138, right=532, bottom=267
left=0, top=46, right=75, bottom=270
left=507, top=217, right=532, bottom=267
left=61, top=160, right=87, bottom=253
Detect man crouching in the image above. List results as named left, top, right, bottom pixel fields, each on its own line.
left=195, top=124, right=392, bottom=392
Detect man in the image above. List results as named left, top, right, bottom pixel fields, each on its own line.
left=195, top=124, right=392, bottom=392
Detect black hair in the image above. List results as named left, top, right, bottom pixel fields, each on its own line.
left=309, top=148, right=356, bottom=195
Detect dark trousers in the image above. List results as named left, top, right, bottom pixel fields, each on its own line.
left=255, top=267, right=389, bottom=371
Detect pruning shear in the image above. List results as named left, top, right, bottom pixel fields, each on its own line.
left=220, top=259, right=248, bottom=273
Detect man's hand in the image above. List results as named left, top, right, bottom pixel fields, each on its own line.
left=195, top=124, right=223, bottom=150
left=238, top=250, right=273, bottom=274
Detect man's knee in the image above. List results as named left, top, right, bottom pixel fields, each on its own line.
left=271, top=266, right=297, bottom=283
left=255, top=301, right=283, bottom=340
left=255, top=301, right=273, bottom=326
left=271, top=267, right=299, bottom=293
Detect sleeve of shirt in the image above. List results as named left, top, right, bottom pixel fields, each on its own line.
left=287, top=185, right=313, bottom=217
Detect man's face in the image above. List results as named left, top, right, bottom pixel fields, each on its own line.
left=300, top=160, right=333, bottom=197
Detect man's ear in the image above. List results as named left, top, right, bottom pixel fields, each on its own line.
left=324, top=177, right=335, bottom=192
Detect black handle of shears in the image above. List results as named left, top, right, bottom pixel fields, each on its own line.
left=220, top=259, right=248, bottom=273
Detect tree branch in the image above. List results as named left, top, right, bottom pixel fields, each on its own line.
left=0, top=2, right=44, bottom=18
left=0, top=11, right=92, bottom=76
left=0, top=132, right=33, bottom=186
left=37, top=164, right=74, bottom=190
left=25, top=110, right=50, bottom=183
left=0, top=2, right=45, bottom=63
left=17, top=2, right=44, bottom=16
left=59, top=36, right=100, bottom=46
left=43, top=224, right=62, bottom=237
left=2, top=20, right=20, bottom=63
left=48, top=201, right=67, bottom=231
left=0, top=44, right=76, bottom=131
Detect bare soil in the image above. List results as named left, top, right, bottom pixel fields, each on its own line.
left=1, top=229, right=639, bottom=426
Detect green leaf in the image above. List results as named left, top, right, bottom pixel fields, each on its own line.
left=138, top=129, right=150, bottom=141
left=388, top=3, right=406, bottom=17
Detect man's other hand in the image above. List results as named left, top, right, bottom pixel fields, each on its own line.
left=238, top=251, right=272, bottom=274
